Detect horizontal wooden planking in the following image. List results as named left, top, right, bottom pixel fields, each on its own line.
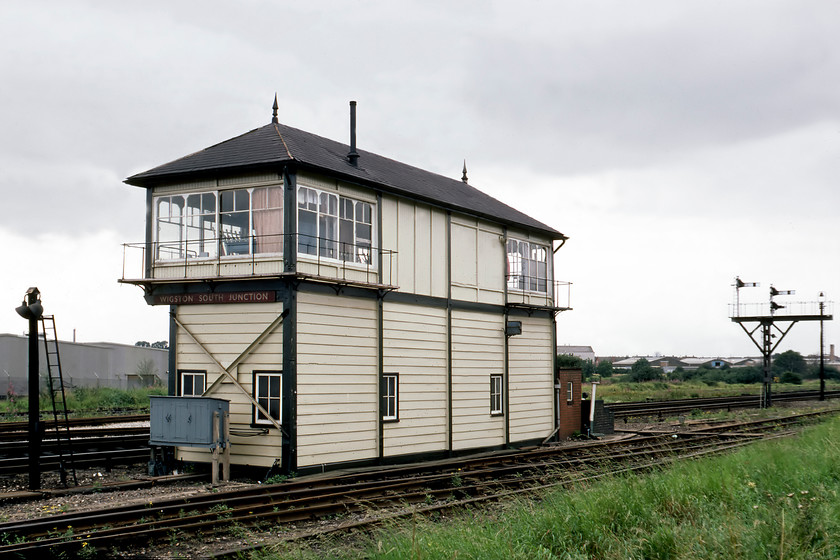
left=296, top=291, right=379, bottom=465
left=450, top=309, right=504, bottom=445
left=296, top=423, right=377, bottom=443
left=296, top=417, right=377, bottom=437
left=383, top=301, right=447, bottom=453
left=299, top=446, right=377, bottom=467
left=507, top=316, right=553, bottom=440
left=385, top=441, right=446, bottom=456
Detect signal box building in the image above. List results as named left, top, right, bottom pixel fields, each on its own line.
left=123, top=102, right=570, bottom=474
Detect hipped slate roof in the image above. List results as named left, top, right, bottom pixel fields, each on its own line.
left=126, top=121, right=565, bottom=239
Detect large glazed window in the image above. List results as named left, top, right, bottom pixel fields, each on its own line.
left=153, top=186, right=282, bottom=260
left=298, top=186, right=374, bottom=265
left=506, top=238, right=549, bottom=293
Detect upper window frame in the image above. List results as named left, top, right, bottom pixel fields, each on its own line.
left=152, top=184, right=283, bottom=262
left=297, top=185, right=376, bottom=267
left=506, top=238, right=550, bottom=294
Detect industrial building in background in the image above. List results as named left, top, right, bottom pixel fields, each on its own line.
left=0, top=334, right=168, bottom=396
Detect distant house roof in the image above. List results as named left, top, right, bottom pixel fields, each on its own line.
left=557, top=345, right=594, bottom=355
left=125, top=120, right=565, bottom=240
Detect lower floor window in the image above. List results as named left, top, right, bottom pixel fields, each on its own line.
left=567, top=381, right=574, bottom=403
left=180, top=370, right=206, bottom=396
left=490, top=374, right=503, bottom=415
left=254, top=371, right=282, bottom=425
left=381, top=373, right=399, bottom=421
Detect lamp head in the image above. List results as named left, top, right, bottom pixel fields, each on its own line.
left=15, top=302, right=32, bottom=319
left=15, top=287, right=43, bottom=320
left=28, top=301, right=43, bottom=319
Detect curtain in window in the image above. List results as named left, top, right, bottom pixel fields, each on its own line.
left=253, top=187, right=283, bottom=254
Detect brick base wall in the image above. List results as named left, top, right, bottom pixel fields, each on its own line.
left=555, top=369, right=582, bottom=439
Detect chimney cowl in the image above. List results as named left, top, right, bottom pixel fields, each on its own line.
left=347, top=101, right=359, bottom=166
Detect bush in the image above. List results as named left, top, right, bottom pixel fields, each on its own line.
left=626, top=358, right=661, bottom=383
left=779, top=370, right=803, bottom=384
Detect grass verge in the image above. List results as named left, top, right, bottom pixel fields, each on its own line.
left=0, top=386, right=166, bottom=416
left=260, top=414, right=840, bottom=559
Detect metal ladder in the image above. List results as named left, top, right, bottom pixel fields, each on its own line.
left=40, top=316, right=77, bottom=486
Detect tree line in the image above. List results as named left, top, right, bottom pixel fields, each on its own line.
left=557, top=350, right=840, bottom=385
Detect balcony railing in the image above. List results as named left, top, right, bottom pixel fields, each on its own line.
left=506, top=273, right=572, bottom=311
left=729, top=300, right=834, bottom=319
left=121, top=233, right=396, bottom=288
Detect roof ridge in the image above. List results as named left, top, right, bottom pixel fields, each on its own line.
left=272, top=122, right=294, bottom=160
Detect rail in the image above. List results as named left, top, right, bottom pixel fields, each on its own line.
left=2, top=410, right=835, bottom=558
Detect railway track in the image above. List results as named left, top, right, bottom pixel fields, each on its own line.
left=0, top=416, right=151, bottom=476
left=0, top=409, right=835, bottom=558
left=606, top=389, right=840, bottom=419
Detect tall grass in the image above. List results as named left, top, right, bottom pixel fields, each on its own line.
left=596, top=379, right=840, bottom=403
left=262, top=416, right=840, bottom=559
left=0, top=386, right=166, bottom=416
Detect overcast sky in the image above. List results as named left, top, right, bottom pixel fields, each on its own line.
left=1, top=0, right=837, bottom=358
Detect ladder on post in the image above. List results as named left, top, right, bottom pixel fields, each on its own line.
left=39, top=316, right=77, bottom=486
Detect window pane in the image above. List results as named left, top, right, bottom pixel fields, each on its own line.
left=220, top=190, right=234, bottom=212
left=234, top=189, right=249, bottom=210
left=320, top=192, right=337, bottom=215
left=339, top=219, right=354, bottom=261
left=340, top=198, right=354, bottom=219
left=221, top=210, right=250, bottom=255
left=253, top=187, right=283, bottom=255
left=202, top=192, right=216, bottom=213
left=319, top=215, right=337, bottom=258
left=186, top=194, right=201, bottom=217
left=356, top=223, right=371, bottom=243
left=298, top=210, right=317, bottom=255
left=357, top=201, right=372, bottom=224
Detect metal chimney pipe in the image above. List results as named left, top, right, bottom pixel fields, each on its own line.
left=347, top=101, right=359, bottom=166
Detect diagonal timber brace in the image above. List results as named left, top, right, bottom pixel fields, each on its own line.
left=173, top=310, right=289, bottom=435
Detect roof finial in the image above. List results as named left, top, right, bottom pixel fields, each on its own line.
left=272, top=94, right=279, bottom=124
left=461, top=160, right=468, bottom=183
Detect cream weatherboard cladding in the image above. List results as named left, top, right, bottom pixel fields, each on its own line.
left=381, top=196, right=448, bottom=299
left=508, top=315, right=554, bottom=440
left=450, top=216, right=506, bottom=305
left=295, top=291, right=379, bottom=468
left=126, top=110, right=569, bottom=475
left=174, top=302, right=285, bottom=468
left=382, top=302, right=448, bottom=455
left=451, top=309, right=506, bottom=450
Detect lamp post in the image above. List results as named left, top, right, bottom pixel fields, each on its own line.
left=15, top=287, right=44, bottom=491
left=819, top=291, right=826, bottom=401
